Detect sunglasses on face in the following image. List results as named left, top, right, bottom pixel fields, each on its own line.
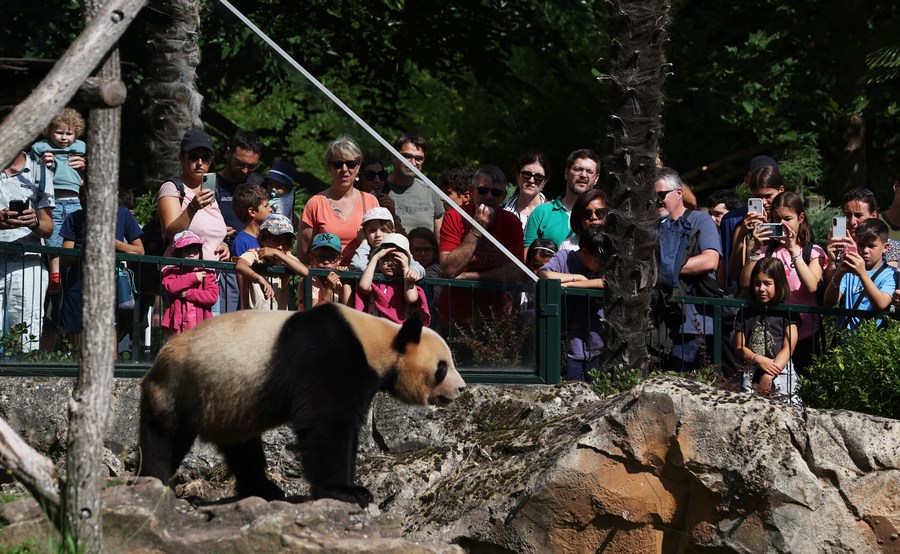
left=412, top=246, right=434, bottom=255
left=231, top=158, right=259, bottom=171
left=363, top=169, right=389, bottom=181
left=314, top=251, right=340, bottom=263
left=519, top=170, right=546, bottom=184
left=330, top=160, right=360, bottom=170
left=582, top=208, right=608, bottom=220
left=187, top=151, right=213, bottom=163
left=656, top=189, right=676, bottom=202
left=476, top=187, right=505, bottom=198
left=400, top=152, right=425, bottom=163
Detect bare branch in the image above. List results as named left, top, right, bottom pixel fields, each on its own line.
left=0, top=416, right=60, bottom=509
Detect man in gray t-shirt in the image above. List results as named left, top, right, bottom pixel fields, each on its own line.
left=384, top=132, right=445, bottom=236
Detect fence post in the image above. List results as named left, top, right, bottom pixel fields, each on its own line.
left=535, top=278, right=561, bottom=384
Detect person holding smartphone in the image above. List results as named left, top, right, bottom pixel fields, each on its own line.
left=0, top=152, right=55, bottom=353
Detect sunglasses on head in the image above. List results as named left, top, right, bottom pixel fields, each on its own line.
left=187, top=151, right=213, bottom=163
left=363, top=169, right=389, bottom=181
left=330, top=160, right=360, bottom=170
left=476, top=187, right=505, bottom=198
left=400, top=152, right=425, bottom=163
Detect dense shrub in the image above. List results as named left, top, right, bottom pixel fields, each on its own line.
left=800, top=319, right=900, bottom=419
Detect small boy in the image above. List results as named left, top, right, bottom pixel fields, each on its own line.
left=354, top=233, right=430, bottom=326
left=231, top=183, right=272, bottom=258
left=30, top=107, right=87, bottom=293
left=235, top=214, right=308, bottom=310
left=349, top=207, right=426, bottom=279
left=437, top=166, right=474, bottom=210
left=824, top=218, right=897, bottom=331
left=299, top=232, right=352, bottom=309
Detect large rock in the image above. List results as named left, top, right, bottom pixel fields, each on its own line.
left=2, top=376, right=899, bottom=552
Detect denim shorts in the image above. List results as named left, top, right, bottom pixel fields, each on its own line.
left=47, top=197, right=82, bottom=248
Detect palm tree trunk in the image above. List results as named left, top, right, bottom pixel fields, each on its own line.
left=602, top=0, right=671, bottom=372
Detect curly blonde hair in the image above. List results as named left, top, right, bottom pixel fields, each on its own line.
left=44, top=108, right=85, bottom=139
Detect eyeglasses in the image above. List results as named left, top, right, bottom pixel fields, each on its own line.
left=313, top=251, right=340, bottom=263
left=363, top=169, right=389, bottom=181
left=412, top=246, right=434, bottom=255
left=476, top=187, right=505, bottom=198
left=582, top=208, right=608, bottom=220
left=519, top=170, right=546, bottom=184
left=656, top=189, right=676, bottom=201
left=400, top=152, right=425, bottom=163
left=187, top=151, right=213, bottom=163
left=232, top=158, right=259, bottom=171
left=570, top=166, right=597, bottom=176
left=330, top=160, right=361, bottom=170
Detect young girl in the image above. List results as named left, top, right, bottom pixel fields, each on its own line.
left=354, top=233, right=430, bottom=326
left=734, top=258, right=801, bottom=404
left=161, top=231, right=220, bottom=336
left=408, top=227, right=442, bottom=279
left=739, top=191, right=825, bottom=373
left=349, top=207, right=426, bottom=278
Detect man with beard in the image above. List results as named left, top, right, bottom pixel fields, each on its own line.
left=523, top=148, right=600, bottom=254
left=384, top=132, right=445, bottom=236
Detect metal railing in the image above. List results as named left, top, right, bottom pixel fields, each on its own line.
left=0, top=243, right=890, bottom=382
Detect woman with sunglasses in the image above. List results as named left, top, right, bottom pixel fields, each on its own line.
left=297, top=135, right=379, bottom=265
left=356, top=155, right=389, bottom=195
left=157, top=129, right=229, bottom=264
left=502, top=152, right=549, bottom=231
left=558, top=189, right=608, bottom=252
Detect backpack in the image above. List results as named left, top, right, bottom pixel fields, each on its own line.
left=139, top=177, right=185, bottom=293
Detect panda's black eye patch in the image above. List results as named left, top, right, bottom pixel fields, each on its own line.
left=435, top=361, right=448, bottom=384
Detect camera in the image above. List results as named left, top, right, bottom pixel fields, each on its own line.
left=8, top=199, right=29, bottom=216
left=758, top=222, right=784, bottom=238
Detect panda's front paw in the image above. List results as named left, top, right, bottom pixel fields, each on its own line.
left=312, top=484, right=374, bottom=507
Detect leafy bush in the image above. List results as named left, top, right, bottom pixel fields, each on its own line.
left=800, top=319, right=900, bottom=419
left=587, top=364, right=727, bottom=398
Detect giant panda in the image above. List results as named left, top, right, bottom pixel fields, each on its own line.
left=138, top=302, right=466, bottom=507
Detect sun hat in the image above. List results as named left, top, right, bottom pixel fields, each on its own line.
left=265, top=161, right=296, bottom=187
left=375, top=233, right=412, bottom=261
left=259, top=214, right=296, bottom=237
left=311, top=233, right=341, bottom=253
left=361, top=206, right=393, bottom=225
left=180, top=129, right=214, bottom=153
left=172, top=230, right=204, bottom=249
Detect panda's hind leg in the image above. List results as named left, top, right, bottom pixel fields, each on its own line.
left=220, top=437, right=285, bottom=501
left=295, top=420, right=373, bottom=507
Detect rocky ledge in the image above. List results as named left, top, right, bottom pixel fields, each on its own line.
left=1, top=377, right=898, bottom=553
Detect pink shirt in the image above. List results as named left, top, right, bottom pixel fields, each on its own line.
left=759, top=244, right=827, bottom=340
left=300, top=191, right=378, bottom=261
left=353, top=281, right=431, bottom=327
left=158, top=181, right=228, bottom=262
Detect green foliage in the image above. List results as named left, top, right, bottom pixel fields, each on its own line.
left=801, top=319, right=900, bottom=419
left=588, top=364, right=723, bottom=398
left=0, top=323, right=75, bottom=362
left=866, top=16, right=900, bottom=84
left=808, top=203, right=842, bottom=245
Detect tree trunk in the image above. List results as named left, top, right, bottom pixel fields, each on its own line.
left=62, top=2, right=123, bottom=549
left=601, top=0, right=671, bottom=372
left=0, top=0, right=145, bottom=167
left=144, top=0, right=204, bottom=191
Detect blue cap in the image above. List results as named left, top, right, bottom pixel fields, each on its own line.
left=266, top=160, right=296, bottom=187
left=311, top=233, right=341, bottom=253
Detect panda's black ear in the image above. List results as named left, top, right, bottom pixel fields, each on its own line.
left=392, top=312, right=423, bottom=352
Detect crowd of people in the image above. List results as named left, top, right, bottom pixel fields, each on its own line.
left=2, top=109, right=898, bottom=400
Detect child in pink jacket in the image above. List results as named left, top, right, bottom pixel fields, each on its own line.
left=161, top=230, right=219, bottom=336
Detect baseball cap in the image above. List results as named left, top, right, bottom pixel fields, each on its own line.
left=172, top=230, right=204, bottom=249
left=266, top=161, right=296, bottom=187
left=311, top=233, right=341, bottom=253
left=375, top=233, right=411, bottom=261
left=362, top=206, right=393, bottom=225
left=180, top=129, right=214, bottom=153
left=259, top=214, right=296, bottom=237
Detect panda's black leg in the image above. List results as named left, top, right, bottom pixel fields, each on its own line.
left=219, top=437, right=285, bottom=501
left=139, top=402, right=196, bottom=485
left=296, top=420, right=373, bottom=507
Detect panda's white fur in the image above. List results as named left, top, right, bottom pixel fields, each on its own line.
left=139, top=303, right=465, bottom=506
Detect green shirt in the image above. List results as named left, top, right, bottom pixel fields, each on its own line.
left=523, top=197, right=572, bottom=248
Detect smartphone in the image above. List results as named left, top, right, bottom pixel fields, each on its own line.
left=201, top=172, right=217, bottom=192
left=748, top=198, right=764, bottom=215
left=8, top=199, right=29, bottom=216
left=845, top=244, right=858, bottom=255
left=832, top=216, right=847, bottom=239
left=758, top=222, right=784, bottom=238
